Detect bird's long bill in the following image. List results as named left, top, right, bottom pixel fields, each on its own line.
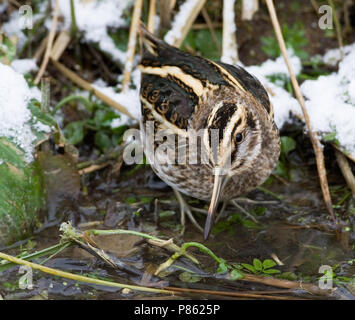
left=204, top=173, right=228, bottom=240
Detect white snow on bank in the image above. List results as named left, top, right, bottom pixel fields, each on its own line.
left=11, top=58, right=38, bottom=74
left=321, top=43, right=355, bottom=66
left=164, top=0, right=199, bottom=45
left=0, top=63, right=48, bottom=163
left=243, top=44, right=355, bottom=158
left=53, top=0, right=134, bottom=64
left=2, top=10, right=28, bottom=50
left=301, top=45, right=355, bottom=158
left=92, top=68, right=141, bottom=125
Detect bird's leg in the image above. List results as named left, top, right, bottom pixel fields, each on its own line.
left=173, top=189, right=204, bottom=235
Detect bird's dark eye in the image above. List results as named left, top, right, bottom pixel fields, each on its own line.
left=236, top=133, right=243, bottom=143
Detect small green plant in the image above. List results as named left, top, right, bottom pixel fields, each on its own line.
left=241, top=258, right=281, bottom=275
left=261, top=22, right=308, bottom=60
left=61, top=98, right=129, bottom=153
left=182, top=29, right=222, bottom=60
left=273, top=136, right=297, bottom=180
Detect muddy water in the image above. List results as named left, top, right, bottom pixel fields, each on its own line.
left=0, top=167, right=354, bottom=300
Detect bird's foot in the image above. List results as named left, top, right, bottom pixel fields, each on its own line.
left=173, top=189, right=204, bottom=235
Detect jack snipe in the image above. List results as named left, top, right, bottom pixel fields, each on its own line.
left=138, top=25, right=280, bottom=239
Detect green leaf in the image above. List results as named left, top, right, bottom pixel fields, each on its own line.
left=179, top=272, right=201, bottom=283
left=253, top=258, right=263, bottom=271
left=125, top=196, right=137, bottom=204
left=195, top=29, right=222, bottom=60
left=229, top=269, right=244, bottom=280
left=94, top=131, right=112, bottom=152
left=273, top=161, right=288, bottom=179
left=322, top=132, right=337, bottom=142
left=263, top=268, right=281, bottom=274
left=63, top=121, right=85, bottom=145
left=262, top=259, right=277, bottom=269
left=278, top=272, right=297, bottom=281
left=280, top=136, right=296, bottom=157
left=217, top=261, right=229, bottom=274
left=241, top=263, right=257, bottom=274
left=0, top=34, right=17, bottom=64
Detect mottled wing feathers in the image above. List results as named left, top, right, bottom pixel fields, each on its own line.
left=140, top=74, right=196, bottom=129
left=216, top=62, right=271, bottom=117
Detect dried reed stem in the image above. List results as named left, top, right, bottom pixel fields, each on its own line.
left=50, top=30, right=71, bottom=61
left=201, top=7, right=221, bottom=52
left=34, top=0, right=59, bottom=85
left=328, top=0, right=344, bottom=60
left=265, top=0, right=336, bottom=223
left=122, top=0, right=143, bottom=91
left=335, top=150, right=355, bottom=196
left=51, top=59, right=136, bottom=120
left=147, top=0, right=156, bottom=33
left=166, top=0, right=207, bottom=47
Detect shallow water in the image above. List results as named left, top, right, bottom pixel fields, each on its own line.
left=1, top=166, right=354, bottom=300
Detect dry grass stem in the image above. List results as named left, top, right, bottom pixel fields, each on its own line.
left=147, top=0, right=157, bottom=33
left=34, top=0, right=59, bottom=85
left=201, top=7, right=221, bottom=52
left=51, top=59, right=137, bottom=120
left=122, top=0, right=143, bottom=91
left=265, top=0, right=336, bottom=223
left=50, top=30, right=71, bottom=61
left=34, top=35, right=48, bottom=61
left=335, top=150, right=355, bottom=196
left=328, top=0, right=344, bottom=60
left=171, top=0, right=207, bottom=47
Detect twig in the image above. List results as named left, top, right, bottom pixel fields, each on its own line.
left=147, top=0, right=157, bottom=33
left=201, top=7, right=221, bottom=53
left=51, top=59, right=137, bottom=120
left=34, top=35, right=48, bottom=61
left=50, top=30, right=71, bottom=61
left=310, top=0, right=319, bottom=14
left=192, top=22, right=223, bottom=30
left=69, top=0, right=78, bottom=38
left=159, top=0, right=172, bottom=30
left=265, top=0, right=336, bottom=224
left=242, top=274, right=333, bottom=296
left=164, top=0, right=207, bottom=47
left=328, top=0, right=344, bottom=60
left=222, top=0, right=239, bottom=64
left=0, top=251, right=174, bottom=295
left=335, top=149, right=355, bottom=196
left=34, top=0, right=59, bottom=85
left=343, top=0, right=352, bottom=35
left=164, top=286, right=305, bottom=300
left=122, top=0, right=143, bottom=91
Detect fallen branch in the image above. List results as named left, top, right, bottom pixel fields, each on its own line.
left=265, top=0, right=336, bottom=224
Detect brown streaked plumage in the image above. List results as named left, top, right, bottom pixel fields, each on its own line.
left=139, top=25, right=280, bottom=239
